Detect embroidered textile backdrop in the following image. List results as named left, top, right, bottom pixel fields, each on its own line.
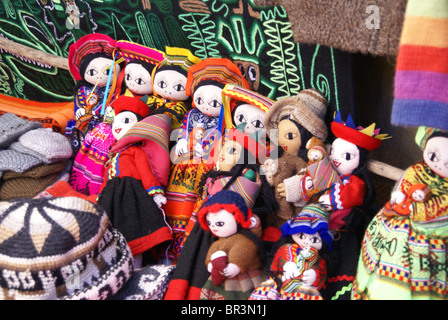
left=0, top=0, right=358, bottom=125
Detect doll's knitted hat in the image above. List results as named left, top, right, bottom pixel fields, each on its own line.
left=185, top=58, right=250, bottom=100
left=264, top=88, right=328, bottom=140
left=280, top=204, right=333, bottom=249
left=68, top=33, right=117, bottom=81
left=222, top=83, right=273, bottom=118
left=197, top=190, right=254, bottom=232
left=414, top=126, right=444, bottom=151
left=0, top=196, right=134, bottom=300
left=10, top=128, right=72, bottom=163
left=0, top=113, right=42, bottom=149
left=111, top=95, right=150, bottom=118
left=155, top=46, right=201, bottom=77
left=331, top=111, right=390, bottom=151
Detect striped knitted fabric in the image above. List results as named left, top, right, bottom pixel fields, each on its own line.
left=391, top=0, right=448, bottom=130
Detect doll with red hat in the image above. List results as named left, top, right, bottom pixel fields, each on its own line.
left=149, top=46, right=201, bottom=130
left=66, top=33, right=122, bottom=156
left=196, top=190, right=265, bottom=300
left=97, top=95, right=172, bottom=269
left=353, top=127, right=448, bottom=300
left=313, top=111, right=390, bottom=300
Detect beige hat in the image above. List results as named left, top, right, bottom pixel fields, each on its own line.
left=264, top=89, right=328, bottom=140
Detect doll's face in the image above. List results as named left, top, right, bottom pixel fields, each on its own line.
left=423, top=136, right=448, bottom=178
left=233, top=104, right=265, bottom=135
left=112, top=111, right=138, bottom=140
left=278, top=119, right=301, bottom=156
left=153, top=69, right=188, bottom=101
left=125, top=63, right=153, bottom=95
left=329, top=138, right=360, bottom=176
left=292, top=232, right=322, bottom=251
left=206, top=209, right=238, bottom=238
left=216, top=139, right=243, bottom=172
left=193, top=84, right=223, bottom=117
left=412, top=189, right=426, bottom=202
left=84, top=57, right=119, bottom=87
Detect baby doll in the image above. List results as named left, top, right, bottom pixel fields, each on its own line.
left=263, top=89, right=329, bottom=228
left=353, top=127, right=448, bottom=300
left=66, top=33, right=122, bottom=155
left=249, top=204, right=333, bottom=300
left=312, top=111, right=389, bottom=300
left=383, top=183, right=431, bottom=217
left=97, top=95, right=172, bottom=269
left=197, top=190, right=265, bottom=300
left=221, top=83, right=273, bottom=137
left=150, top=46, right=201, bottom=130
left=116, top=40, right=165, bottom=99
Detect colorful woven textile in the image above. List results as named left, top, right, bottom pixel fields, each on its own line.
left=391, top=0, right=448, bottom=130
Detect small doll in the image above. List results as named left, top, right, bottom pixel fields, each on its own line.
left=221, top=83, right=273, bottom=137
left=66, top=33, right=122, bottom=155
left=383, top=183, right=431, bottom=217
left=263, top=89, right=329, bottom=228
left=353, top=127, right=448, bottom=300
left=197, top=190, right=265, bottom=300
left=116, top=40, right=165, bottom=99
left=249, top=204, right=333, bottom=300
left=97, top=96, right=172, bottom=269
left=150, top=46, right=201, bottom=130
left=313, top=111, right=389, bottom=300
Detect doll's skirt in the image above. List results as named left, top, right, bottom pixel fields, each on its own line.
left=249, top=276, right=323, bottom=300
left=97, top=176, right=172, bottom=258
left=352, top=210, right=448, bottom=300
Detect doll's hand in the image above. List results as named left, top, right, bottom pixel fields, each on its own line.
left=194, top=142, right=204, bottom=157
left=390, top=191, right=406, bottom=205
left=301, top=269, right=317, bottom=287
left=175, top=138, right=188, bottom=156
left=207, top=262, right=213, bottom=273
left=153, top=193, right=167, bottom=208
left=75, top=107, right=86, bottom=120
left=318, top=194, right=332, bottom=211
left=223, top=263, right=240, bottom=278
left=282, top=261, right=300, bottom=281
left=277, top=182, right=286, bottom=198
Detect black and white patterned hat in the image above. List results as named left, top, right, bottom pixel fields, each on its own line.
left=0, top=196, right=134, bottom=300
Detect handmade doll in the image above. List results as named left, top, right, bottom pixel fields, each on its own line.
left=383, top=183, right=431, bottom=217
left=97, top=96, right=172, bottom=269
left=353, top=127, right=448, bottom=300
left=162, top=58, right=249, bottom=263
left=309, top=111, right=389, bottom=300
left=116, top=40, right=164, bottom=99
left=66, top=33, right=122, bottom=155
left=263, top=89, right=329, bottom=228
left=197, top=190, right=265, bottom=300
left=250, top=204, right=333, bottom=300
left=163, top=127, right=275, bottom=300
left=150, top=46, right=201, bottom=130
left=221, top=83, right=273, bottom=136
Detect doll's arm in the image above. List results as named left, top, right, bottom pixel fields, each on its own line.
left=134, top=147, right=164, bottom=196
left=321, top=175, right=366, bottom=211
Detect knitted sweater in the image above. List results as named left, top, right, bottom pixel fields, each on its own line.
left=205, top=233, right=262, bottom=274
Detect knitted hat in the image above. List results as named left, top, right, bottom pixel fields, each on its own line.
left=10, top=128, right=72, bottom=163
left=0, top=113, right=42, bottom=149
left=154, top=46, right=201, bottom=78
left=197, top=190, right=254, bottom=232
left=0, top=197, right=134, bottom=300
left=0, top=149, right=43, bottom=178
left=280, top=204, right=333, bottom=249
left=111, top=95, right=150, bottom=118
left=331, top=111, right=390, bottom=151
left=68, top=33, right=117, bottom=81
left=0, top=162, right=67, bottom=200
left=264, top=88, right=328, bottom=140
left=415, top=126, right=441, bottom=151
left=185, top=58, right=250, bottom=102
